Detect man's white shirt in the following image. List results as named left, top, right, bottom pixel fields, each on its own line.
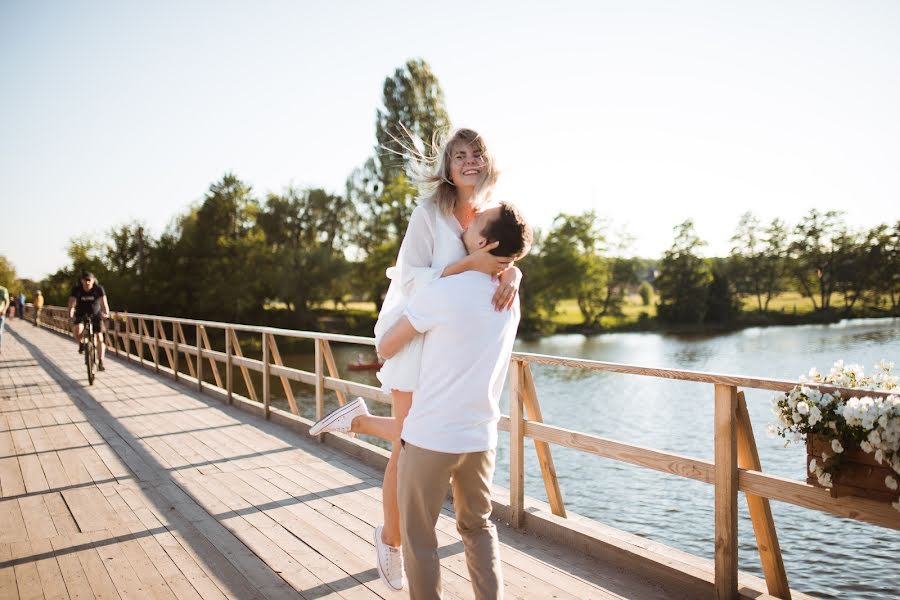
left=401, top=271, right=520, bottom=454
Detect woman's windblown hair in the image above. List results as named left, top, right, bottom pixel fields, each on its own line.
left=386, top=125, right=499, bottom=214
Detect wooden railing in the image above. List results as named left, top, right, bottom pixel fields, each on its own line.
left=32, top=305, right=899, bottom=600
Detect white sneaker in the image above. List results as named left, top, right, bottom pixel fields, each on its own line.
left=309, top=397, right=369, bottom=436
left=374, top=525, right=404, bottom=592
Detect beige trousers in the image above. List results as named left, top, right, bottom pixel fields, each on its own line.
left=397, top=442, right=503, bottom=600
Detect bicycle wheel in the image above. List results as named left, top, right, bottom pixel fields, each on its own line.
left=86, top=339, right=95, bottom=385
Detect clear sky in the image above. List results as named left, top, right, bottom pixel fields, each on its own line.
left=1, top=1, right=898, bottom=280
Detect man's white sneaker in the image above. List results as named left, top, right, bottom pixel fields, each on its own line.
left=374, top=525, right=404, bottom=592
left=309, top=397, right=369, bottom=436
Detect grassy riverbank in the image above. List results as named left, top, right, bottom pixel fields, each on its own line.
left=299, top=292, right=897, bottom=338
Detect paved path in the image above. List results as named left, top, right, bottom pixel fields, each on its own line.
left=0, top=320, right=673, bottom=599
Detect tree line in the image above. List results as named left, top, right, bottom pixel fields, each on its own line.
left=3, top=58, right=897, bottom=335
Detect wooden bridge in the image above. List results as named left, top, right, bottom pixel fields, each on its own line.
left=1, top=309, right=896, bottom=599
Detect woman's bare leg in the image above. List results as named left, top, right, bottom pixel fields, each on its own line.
left=350, top=414, right=401, bottom=442
left=380, top=390, right=412, bottom=547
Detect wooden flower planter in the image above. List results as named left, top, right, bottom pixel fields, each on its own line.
left=806, top=435, right=899, bottom=502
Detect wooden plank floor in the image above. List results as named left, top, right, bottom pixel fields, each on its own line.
left=0, top=321, right=677, bottom=599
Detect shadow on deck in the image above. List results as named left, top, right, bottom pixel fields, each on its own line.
left=0, top=321, right=778, bottom=599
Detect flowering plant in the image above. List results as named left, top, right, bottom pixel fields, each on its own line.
left=768, top=360, right=900, bottom=511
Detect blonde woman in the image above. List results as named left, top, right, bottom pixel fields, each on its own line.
left=310, top=127, right=520, bottom=592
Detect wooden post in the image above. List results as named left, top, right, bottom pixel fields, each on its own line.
left=153, top=320, right=160, bottom=373
left=714, top=384, right=739, bottom=600
left=314, top=339, right=324, bottom=427
left=736, top=392, right=790, bottom=599
left=123, top=312, right=131, bottom=360
left=173, top=323, right=180, bottom=383
left=139, top=318, right=146, bottom=364
left=113, top=313, right=120, bottom=356
left=321, top=340, right=348, bottom=406
left=521, top=363, right=567, bottom=518
left=262, top=332, right=270, bottom=418
left=197, top=325, right=204, bottom=392
left=226, top=327, right=233, bottom=404
left=509, top=359, right=525, bottom=528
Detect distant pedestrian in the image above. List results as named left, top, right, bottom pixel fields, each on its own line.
left=34, top=291, right=44, bottom=326
left=0, top=285, right=8, bottom=353
left=17, top=292, right=25, bottom=320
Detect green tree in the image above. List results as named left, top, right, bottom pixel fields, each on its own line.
left=655, top=220, right=712, bottom=324
left=638, top=281, right=653, bottom=306
left=729, top=213, right=788, bottom=311
left=868, top=221, right=900, bottom=311
left=375, top=58, right=452, bottom=190
left=538, top=211, right=635, bottom=326
left=174, top=173, right=266, bottom=321
left=788, top=209, right=843, bottom=311
left=705, top=259, right=740, bottom=322
left=102, top=222, right=153, bottom=312
left=0, top=255, right=16, bottom=289
left=351, top=59, right=452, bottom=306
left=258, top=187, right=354, bottom=324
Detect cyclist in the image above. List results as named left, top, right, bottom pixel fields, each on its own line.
left=68, top=271, right=110, bottom=371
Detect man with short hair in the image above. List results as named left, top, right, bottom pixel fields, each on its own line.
left=0, top=285, right=8, bottom=354
left=68, top=272, right=111, bottom=371
left=377, top=202, right=533, bottom=600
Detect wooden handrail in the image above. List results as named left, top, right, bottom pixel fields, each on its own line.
left=31, top=305, right=900, bottom=599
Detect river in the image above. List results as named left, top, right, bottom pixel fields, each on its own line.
left=258, top=318, right=900, bottom=599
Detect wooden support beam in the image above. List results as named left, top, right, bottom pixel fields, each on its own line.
left=199, top=326, right=223, bottom=388
left=266, top=334, right=299, bottom=415
left=141, top=319, right=157, bottom=365
left=175, top=322, right=196, bottom=379
left=228, top=329, right=257, bottom=402
left=321, top=340, right=348, bottom=406
left=156, top=321, right=176, bottom=372
left=521, top=363, right=566, bottom=518
left=736, top=392, right=790, bottom=599
left=714, top=384, right=738, bottom=600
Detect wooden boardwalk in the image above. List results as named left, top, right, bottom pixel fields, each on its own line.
left=0, top=320, right=686, bottom=600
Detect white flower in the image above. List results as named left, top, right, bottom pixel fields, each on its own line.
left=817, top=472, right=833, bottom=488
left=868, top=430, right=882, bottom=447
left=831, top=439, right=844, bottom=454
left=860, top=440, right=874, bottom=453
left=886, top=475, right=898, bottom=491
left=875, top=449, right=883, bottom=464
left=808, top=405, right=823, bottom=426
left=797, top=401, right=810, bottom=415
left=809, top=458, right=818, bottom=472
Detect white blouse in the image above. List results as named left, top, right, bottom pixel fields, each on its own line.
left=373, top=199, right=467, bottom=340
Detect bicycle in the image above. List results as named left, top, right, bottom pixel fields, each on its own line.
left=78, top=314, right=99, bottom=385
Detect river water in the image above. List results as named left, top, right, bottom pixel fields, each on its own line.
left=264, top=318, right=900, bottom=599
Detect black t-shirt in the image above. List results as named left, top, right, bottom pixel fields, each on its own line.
left=70, top=283, right=106, bottom=316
